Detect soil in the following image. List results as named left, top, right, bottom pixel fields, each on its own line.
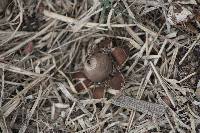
left=0, top=0, right=200, bottom=133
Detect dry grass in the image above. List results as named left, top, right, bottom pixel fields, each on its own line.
left=0, top=0, right=200, bottom=132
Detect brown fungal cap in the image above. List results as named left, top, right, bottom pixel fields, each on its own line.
left=83, top=53, right=113, bottom=82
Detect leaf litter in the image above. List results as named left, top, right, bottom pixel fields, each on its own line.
left=0, top=0, right=200, bottom=132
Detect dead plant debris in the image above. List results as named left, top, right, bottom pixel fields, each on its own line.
left=0, top=0, right=200, bottom=132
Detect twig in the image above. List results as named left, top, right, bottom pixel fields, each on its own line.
left=0, top=20, right=56, bottom=58
left=0, top=62, right=46, bottom=77
left=18, top=87, right=42, bottom=133
left=179, top=33, right=200, bottom=65
left=43, top=10, right=136, bottom=29
left=150, top=61, right=176, bottom=107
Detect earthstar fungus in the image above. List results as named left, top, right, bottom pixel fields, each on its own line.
left=71, top=39, right=129, bottom=99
